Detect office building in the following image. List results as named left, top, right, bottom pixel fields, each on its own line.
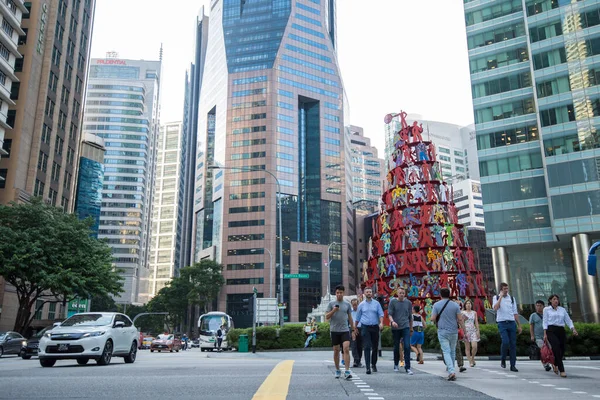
left=0, top=0, right=26, bottom=167
left=149, top=122, right=185, bottom=296
left=0, top=0, right=96, bottom=331
left=348, top=125, right=385, bottom=205
left=463, top=0, right=600, bottom=322
left=179, top=9, right=209, bottom=273
left=193, top=0, right=347, bottom=326
left=384, top=115, right=478, bottom=183
left=74, top=133, right=105, bottom=237
left=84, top=57, right=161, bottom=304
left=452, top=178, right=485, bottom=228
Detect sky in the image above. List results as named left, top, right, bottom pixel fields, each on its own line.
left=90, top=0, right=474, bottom=156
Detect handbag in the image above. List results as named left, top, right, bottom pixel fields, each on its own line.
left=541, top=341, right=554, bottom=365
left=458, top=328, right=465, bottom=341
left=529, top=343, right=541, bottom=360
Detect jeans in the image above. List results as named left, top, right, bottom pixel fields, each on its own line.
left=499, top=321, right=517, bottom=367
left=351, top=328, right=363, bottom=365
left=304, top=333, right=316, bottom=348
left=392, top=328, right=411, bottom=370
left=438, top=330, right=458, bottom=374
left=361, top=325, right=380, bottom=368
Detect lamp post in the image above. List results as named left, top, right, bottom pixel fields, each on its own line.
left=208, top=165, right=285, bottom=326
left=326, top=242, right=346, bottom=299
left=251, top=248, right=273, bottom=298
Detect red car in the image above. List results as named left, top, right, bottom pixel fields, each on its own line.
left=150, top=334, right=181, bottom=353
left=138, top=332, right=144, bottom=350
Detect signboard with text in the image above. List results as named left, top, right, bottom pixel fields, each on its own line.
left=256, top=298, right=279, bottom=324
left=67, top=298, right=89, bottom=318
left=284, top=273, right=309, bottom=279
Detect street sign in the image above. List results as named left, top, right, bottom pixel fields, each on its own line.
left=284, top=273, right=309, bottom=279
left=256, top=298, right=279, bottom=324
left=253, top=287, right=258, bottom=294
left=67, top=298, right=89, bottom=318
left=277, top=303, right=287, bottom=310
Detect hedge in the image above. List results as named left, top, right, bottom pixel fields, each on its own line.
left=226, top=322, right=600, bottom=356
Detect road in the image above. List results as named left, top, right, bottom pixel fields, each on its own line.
left=0, top=349, right=599, bottom=399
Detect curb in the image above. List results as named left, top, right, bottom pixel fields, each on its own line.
left=435, top=355, right=600, bottom=361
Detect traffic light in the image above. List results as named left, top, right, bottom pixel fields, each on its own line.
left=242, top=297, right=254, bottom=314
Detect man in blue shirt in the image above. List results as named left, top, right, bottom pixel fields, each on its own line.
left=354, top=287, right=384, bottom=375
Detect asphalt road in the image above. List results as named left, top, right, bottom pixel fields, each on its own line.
left=0, top=349, right=599, bottom=400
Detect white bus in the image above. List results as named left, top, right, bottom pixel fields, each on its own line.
left=197, top=312, right=234, bottom=351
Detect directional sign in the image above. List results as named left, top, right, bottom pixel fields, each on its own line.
left=284, top=273, right=309, bottom=279
left=256, top=298, right=279, bottom=324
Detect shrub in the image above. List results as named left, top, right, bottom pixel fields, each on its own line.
left=225, top=322, right=600, bottom=356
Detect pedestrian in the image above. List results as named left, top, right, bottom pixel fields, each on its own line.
left=304, top=319, right=318, bottom=348
left=462, top=299, right=480, bottom=367
left=388, top=287, right=414, bottom=375
left=431, top=288, right=464, bottom=381
left=454, top=299, right=467, bottom=373
left=493, top=282, right=522, bottom=372
left=215, top=325, right=224, bottom=352
left=410, top=305, right=425, bottom=364
left=325, top=285, right=355, bottom=380
left=529, top=300, right=551, bottom=371
left=354, top=287, right=384, bottom=375
left=350, top=298, right=363, bottom=368
left=544, top=294, right=578, bottom=378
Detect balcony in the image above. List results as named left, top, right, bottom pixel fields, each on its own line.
left=0, top=1, right=26, bottom=36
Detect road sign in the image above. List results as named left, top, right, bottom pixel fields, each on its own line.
left=256, top=298, right=279, bottom=324
left=67, top=298, right=89, bottom=318
left=253, top=287, right=258, bottom=294
left=284, top=273, right=309, bottom=279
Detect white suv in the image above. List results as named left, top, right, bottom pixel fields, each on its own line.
left=38, top=312, right=139, bottom=367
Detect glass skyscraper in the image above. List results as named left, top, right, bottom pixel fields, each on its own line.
left=464, top=0, right=599, bottom=322
left=84, top=58, right=161, bottom=304
left=193, top=0, right=347, bottom=327
left=74, top=133, right=105, bottom=238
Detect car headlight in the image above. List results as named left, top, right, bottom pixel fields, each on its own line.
left=166, top=341, right=173, bottom=344
left=45, top=332, right=52, bottom=338
left=22, top=341, right=27, bottom=346
left=82, top=331, right=106, bottom=338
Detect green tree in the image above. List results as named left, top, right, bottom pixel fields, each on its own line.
left=89, top=293, right=118, bottom=312
left=0, top=199, right=123, bottom=334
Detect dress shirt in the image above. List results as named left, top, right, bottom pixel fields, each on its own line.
left=351, top=309, right=361, bottom=328
left=355, top=299, right=384, bottom=326
left=492, top=294, right=518, bottom=322
left=543, top=306, right=574, bottom=330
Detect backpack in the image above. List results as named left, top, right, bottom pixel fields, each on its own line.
left=494, top=295, right=515, bottom=305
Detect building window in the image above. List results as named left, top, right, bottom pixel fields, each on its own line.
left=0, top=169, right=7, bottom=189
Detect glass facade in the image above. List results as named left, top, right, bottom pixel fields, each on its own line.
left=74, top=157, right=104, bottom=237
left=464, top=0, right=600, bottom=321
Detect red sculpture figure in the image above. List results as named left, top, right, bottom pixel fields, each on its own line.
left=392, top=229, right=404, bottom=252
left=421, top=162, right=432, bottom=181
left=426, top=182, right=438, bottom=202
left=466, top=249, right=476, bottom=272
left=452, top=225, right=463, bottom=247
left=397, top=252, right=412, bottom=275
left=454, top=247, right=465, bottom=272
left=467, top=274, right=476, bottom=295
left=420, top=204, right=432, bottom=224
left=411, top=121, right=424, bottom=143
left=476, top=273, right=485, bottom=296
left=412, top=250, right=429, bottom=273
left=400, top=127, right=410, bottom=143
left=418, top=225, right=434, bottom=247
left=447, top=203, right=458, bottom=224
left=394, top=167, right=406, bottom=186
left=378, top=279, right=389, bottom=297
left=439, top=271, right=449, bottom=288
left=474, top=296, right=485, bottom=321
left=374, top=239, right=383, bottom=256
left=399, top=110, right=409, bottom=130
left=402, top=144, right=413, bottom=165
left=449, top=276, right=458, bottom=297
left=428, top=142, right=436, bottom=162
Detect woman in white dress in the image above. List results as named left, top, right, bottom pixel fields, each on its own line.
left=461, top=299, right=480, bottom=367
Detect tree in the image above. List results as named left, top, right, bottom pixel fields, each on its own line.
left=89, top=293, right=118, bottom=312
left=0, top=199, right=123, bottom=334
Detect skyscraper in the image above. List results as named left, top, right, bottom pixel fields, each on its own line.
left=74, top=133, right=105, bottom=237
left=0, top=0, right=96, bottom=331
left=84, top=57, right=161, bottom=304
left=193, top=0, right=347, bottom=326
left=463, top=0, right=600, bottom=322
left=347, top=125, right=385, bottom=206
left=149, top=121, right=185, bottom=296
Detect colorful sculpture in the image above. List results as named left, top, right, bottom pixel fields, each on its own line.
left=362, top=111, right=490, bottom=323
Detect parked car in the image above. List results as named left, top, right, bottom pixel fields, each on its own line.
left=38, top=312, right=139, bottom=367
left=20, top=327, right=52, bottom=359
left=0, top=331, right=26, bottom=358
left=141, top=336, right=154, bottom=350
left=150, top=334, right=181, bottom=352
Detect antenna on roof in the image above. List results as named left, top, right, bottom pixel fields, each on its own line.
left=159, top=43, right=163, bottom=62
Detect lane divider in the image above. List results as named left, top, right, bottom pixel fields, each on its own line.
left=252, top=360, right=294, bottom=400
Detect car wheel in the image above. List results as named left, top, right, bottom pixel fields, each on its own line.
left=96, top=340, right=113, bottom=366
left=39, top=358, right=56, bottom=368
left=124, top=342, right=137, bottom=364
left=150, top=349, right=154, bottom=353
left=0, top=346, right=3, bottom=358
left=21, top=352, right=32, bottom=360
left=77, top=359, right=89, bottom=365
left=170, top=349, right=173, bottom=353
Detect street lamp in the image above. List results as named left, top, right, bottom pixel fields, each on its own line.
left=208, top=164, right=285, bottom=327
left=326, top=242, right=346, bottom=298
left=251, top=248, right=273, bottom=298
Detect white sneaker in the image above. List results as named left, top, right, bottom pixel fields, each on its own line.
left=393, top=365, right=399, bottom=372
left=406, top=369, right=414, bottom=375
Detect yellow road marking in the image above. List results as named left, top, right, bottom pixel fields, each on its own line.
left=252, top=360, right=295, bottom=400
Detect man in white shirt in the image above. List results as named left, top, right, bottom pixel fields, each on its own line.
left=493, top=282, right=522, bottom=372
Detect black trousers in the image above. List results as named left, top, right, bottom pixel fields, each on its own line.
left=351, top=329, right=363, bottom=364
left=546, top=326, right=566, bottom=372
left=361, top=325, right=380, bottom=368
